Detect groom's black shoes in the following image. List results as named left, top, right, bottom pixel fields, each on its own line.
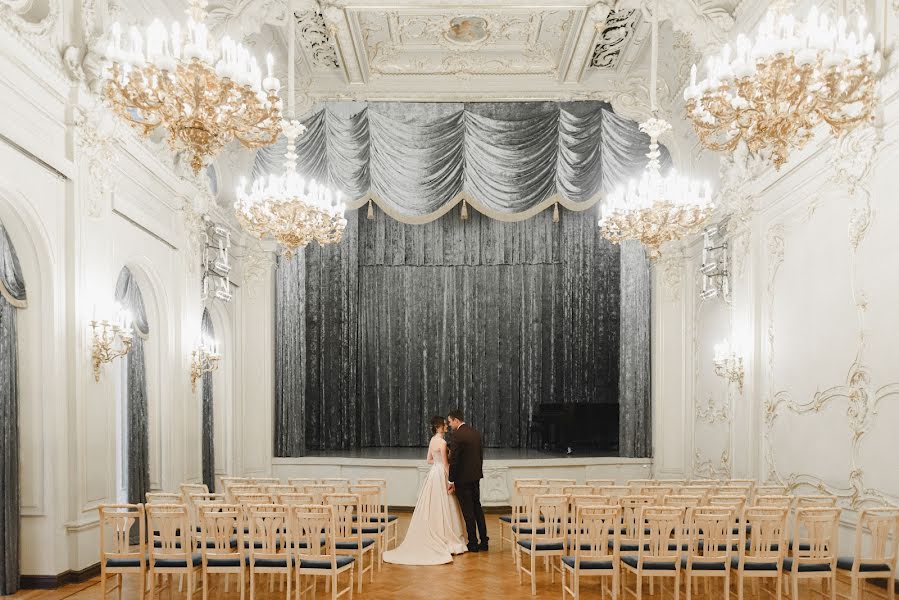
left=478, top=539, right=489, bottom=551
left=467, top=544, right=480, bottom=553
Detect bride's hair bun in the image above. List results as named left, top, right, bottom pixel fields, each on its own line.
left=430, top=415, right=446, bottom=435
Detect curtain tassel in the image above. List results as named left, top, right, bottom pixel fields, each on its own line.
left=552, top=202, right=560, bottom=223
left=366, top=198, right=374, bottom=220
left=460, top=199, right=469, bottom=220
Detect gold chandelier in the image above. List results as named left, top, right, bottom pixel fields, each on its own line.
left=684, top=7, right=879, bottom=170
left=234, top=120, right=347, bottom=259
left=599, top=118, right=713, bottom=259
left=100, top=0, right=282, bottom=173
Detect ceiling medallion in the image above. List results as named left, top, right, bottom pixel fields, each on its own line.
left=99, top=0, right=283, bottom=173
left=445, top=17, right=489, bottom=45
left=684, top=7, right=879, bottom=170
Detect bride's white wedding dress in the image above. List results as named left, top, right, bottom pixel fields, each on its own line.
left=383, top=434, right=468, bottom=565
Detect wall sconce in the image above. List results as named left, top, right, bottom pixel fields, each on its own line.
left=713, top=339, right=744, bottom=392
left=190, top=338, right=221, bottom=392
left=91, top=304, right=134, bottom=382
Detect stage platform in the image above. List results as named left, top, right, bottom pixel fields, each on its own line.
left=272, top=448, right=652, bottom=508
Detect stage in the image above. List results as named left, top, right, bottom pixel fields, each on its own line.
left=272, top=448, right=652, bottom=508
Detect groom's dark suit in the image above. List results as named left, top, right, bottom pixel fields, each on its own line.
left=449, top=423, right=488, bottom=550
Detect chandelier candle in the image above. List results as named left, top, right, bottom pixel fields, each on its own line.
left=100, top=0, right=283, bottom=173
left=684, top=7, right=879, bottom=169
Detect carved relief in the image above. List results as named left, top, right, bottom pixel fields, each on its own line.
left=693, top=448, right=731, bottom=479
left=73, top=103, right=121, bottom=218
left=590, top=9, right=638, bottom=70
left=656, top=250, right=684, bottom=302
left=295, top=9, right=340, bottom=69
left=241, top=242, right=275, bottom=299
left=696, top=393, right=729, bottom=424
left=481, top=467, right=509, bottom=503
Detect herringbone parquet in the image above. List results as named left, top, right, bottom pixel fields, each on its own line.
left=3, top=515, right=888, bottom=600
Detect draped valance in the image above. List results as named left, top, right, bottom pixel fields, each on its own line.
left=114, top=267, right=149, bottom=339
left=253, top=101, right=670, bottom=224
left=0, top=224, right=26, bottom=309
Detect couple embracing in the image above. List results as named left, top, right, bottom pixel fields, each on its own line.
left=383, top=410, right=489, bottom=565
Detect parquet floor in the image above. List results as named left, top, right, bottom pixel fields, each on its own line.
left=4, top=515, right=888, bottom=600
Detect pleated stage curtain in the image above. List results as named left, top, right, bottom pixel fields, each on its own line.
left=0, top=223, right=26, bottom=595
left=201, top=308, right=215, bottom=492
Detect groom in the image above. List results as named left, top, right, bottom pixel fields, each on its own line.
left=447, top=409, right=489, bottom=552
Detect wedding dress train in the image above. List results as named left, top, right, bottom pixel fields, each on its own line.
left=383, top=436, right=468, bottom=565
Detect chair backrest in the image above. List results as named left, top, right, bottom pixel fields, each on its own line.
left=795, top=495, right=837, bottom=508
left=198, top=503, right=243, bottom=562
left=545, top=479, right=577, bottom=494
left=627, top=479, right=655, bottom=492
left=690, top=479, right=720, bottom=485
left=791, top=507, right=841, bottom=568
left=252, top=477, right=281, bottom=485
left=707, top=495, right=746, bottom=513
left=755, top=485, right=788, bottom=497
left=279, top=492, right=315, bottom=507
left=514, top=485, right=549, bottom=524
left=740, top=507, right=789, bottom=565
left=265, top=484, right=297, bottom=497
left=689, top=507, right=737, bottom=566
left=320, top=478, right=351, bottom=492
left=641, top=486, right=675, bottom=500
left=350, top=485, right=382, bottom=524
left=716, top=486, right=751, bottom=498
left=324, top=493, right=362, bottom=544
left=234, top=492, right=273, bottom=508
left=288, top=478, right=319, bottom=491
left=562, top=485, right=594, bottom=497
left=573, top=505, right=621, bottom=565
left=754, top=495, right=793, bottom=509
left=98, top=504, right=145, bottom=564
left=146, top=492, right=181, bottom=504
left=620, top=496, right=655, bottom=542
left=530, top=495, right=568, bottom=546
left=638, top=506, right=685, bottom=563
left=586, top=479, right=615, bottom=489
left=186, top=493, right=225, bottom=531
left=356, top=479, right=389, bottom=519
left=570, top=495, right=611, bottom=515
left=597, top=486, right=631, bottom=503
left=247, top=504, right=287, bottom=560
left=306, top=484, right=338, bottom=505
left=514, top=478, right=544, bottom=490
left=681, top=485, right=716, bottom=500
left=726, top=479, right=755, bottom=494
left=180, top=483, right=209, bottom=502
left=663, top=495, right=704, bottom=509
left=852, top=508, right=899, bottom=569
left=147, top=504, right=192, bottom=566
left=227, top=484, right=262, bottom=501
left=288, top=504, right=338, bottom=565
left=656, top=479, right=687, bottom=487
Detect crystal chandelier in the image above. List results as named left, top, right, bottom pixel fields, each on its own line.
left=100, top=0, right=283, bottom=173
left=683, top=7, right=879, bottom=170
left=234, top=3, right=347, bottom=259
left=598, top=2, right=713, bottom=258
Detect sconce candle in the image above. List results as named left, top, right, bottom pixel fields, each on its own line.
left=190, top=339, right=221, bottom=392
left=713, top=339, right=744, bottom=392
left=90, top=305, right=135, bottom=381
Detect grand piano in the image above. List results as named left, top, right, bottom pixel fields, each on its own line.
left=529, top=402, right=618, bottom=453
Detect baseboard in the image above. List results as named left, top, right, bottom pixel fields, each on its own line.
left=19, top=562, right=100, bottom=589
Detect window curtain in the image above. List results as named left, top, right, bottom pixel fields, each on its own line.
left=618, top=240, right=651, bottom=457
left=254, top=101, right=670, bottom=223
left=114, top=268, right=150, bottom=511
left=201, top=308, right=215, bottom=492
left=0, top=222, right=26, bottom=595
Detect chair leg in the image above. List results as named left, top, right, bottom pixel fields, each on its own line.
left=250, top=569, right=255, bottom=600
left=737, top=573, right=744, bottom=600
left=636, top=574, right=642, bottom=600
left=202, top=569, right=208, bottom=600
left=792, top=574, right=799, bottom=600
left=531, top=552, right=537, bottom=596
left=357, top=553, right=363, bottom=593
left=240, top=568, right=246, bottom=600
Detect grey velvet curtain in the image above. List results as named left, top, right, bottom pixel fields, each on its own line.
left=254, top=101, right=669, bottom=223
left=619, top=241, right=652, bottom=458
left=201, top=309, right=215, bottom=492
left=114, top=268, right=150, bottom=508
left=0, top=223, right=25, bottom=595
left=277, top=207, right=622, bottom=453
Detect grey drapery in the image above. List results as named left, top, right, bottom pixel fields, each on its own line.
left=618, top=241, right=652, bottom=457
left=253, top=101, right=670, bottom=223
left=277, top=207, right=623, bottom=453
left=0, top=223, right=25, bottom=595
left=201, top=309, right=215, bottom=492
left=114, top=268, right=150, bottom=509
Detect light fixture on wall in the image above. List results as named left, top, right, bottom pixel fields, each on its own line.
left=190, top=337, right=221, bottom=392
left=99, top=0, right=282, bottom=173
left=90, top=304, right=134, bottom=382
left=700, top=225, right=729, bottom=300
left=684, top=7, right=879, bottom=170
left=598, top=1, right=713, bottom=259
left=713, top=339, right=743, bottom=392
left=202, top=221, right=232, bottom=303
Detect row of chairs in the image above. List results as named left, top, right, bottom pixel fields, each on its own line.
left=504, top=491, right=899, bottom=600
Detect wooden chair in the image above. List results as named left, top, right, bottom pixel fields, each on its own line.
left=783, top=507, right=841, bottom=600
left=836, top=507, right=899, bottom=600
left=795, top=495, right=838, bottom=508
left=320, top=478, right=351, bottom=492
left=287, top=478, right=319, bottom=490
left=507, top=484, right=549, bottom=558
left=619, top=496, right=655, bottom=554
left=517, top=494, right=568, bottom=596
left=264, top=485, right=297, bottom=498
left=627, top=479, right=656, bottom=492
left=278, top=492, right=315, bottom=507
left=252, top=477, right=281, bottom=486
left=246, top=504, right=291, bottom=600
left=289, top=504, right=354, bottom=600
left=186, top=493, right=224, bottom=536
left=325, top=493, right=376, bottom=593
left=683, top=506, right=737, bottom=600
left=198, top=503, right=245, bottom=600
left=356, top=478, right=398, bottom=550
left=755, top=484, right=789, bottom=498
left=567, top=495, right=610, bottom=538
left=147, top=503, right=202, bottom=600
left=621, top=506, right=685, bottom=600
left=227, top=485, right=263, bottom=502
left=663, top=495, right=704, bottom=509
left=731, top=506, right=789, bottom=600
left=657, top=479, right=687, bottom=488
left=717, top=485, right=752, bottom=499
left=708, top=495, right=746, bottom=534
left=501, top=481, right=547, bottom=552
left=562, top=505, right=621, bottom=600
left=563, top=485, right=595, bottom=498
left=306, top=484, right=338, bottom=505
left=98, top=504, right=147, bottom=600
left=754, top=495, right=793, bottom=509
left=546, top=479, right=577, bottom=494
left=181, top=484, right=209, bottom=505
left=640, top=486, right=675, bottom=502
left=597, top=486, right=632, bottom=504
left=350, top=484, right=386, bottom=571
left=586, top=479, right=615, bottom=490
left=146, top=492, right=181, bottom=504
left=681, top=485, right=716, bottom=501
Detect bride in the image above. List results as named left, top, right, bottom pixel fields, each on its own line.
left=383, top=416, right=468, bottom=565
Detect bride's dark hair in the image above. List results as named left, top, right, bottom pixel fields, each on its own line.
left=430, top=415, right=446, bottom=435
